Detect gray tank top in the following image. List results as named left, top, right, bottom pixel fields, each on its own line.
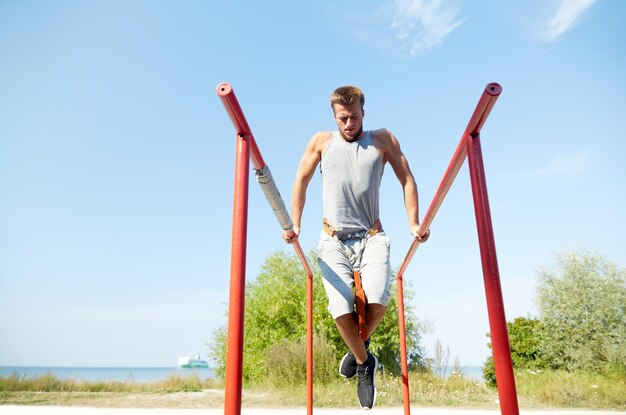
left=320, top=130, right=384, bottom=237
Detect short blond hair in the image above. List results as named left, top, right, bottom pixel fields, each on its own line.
left=330, top=86, right=365, bottom=112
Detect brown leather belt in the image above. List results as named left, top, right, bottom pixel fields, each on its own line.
left=322, top=218, right=382, bottom=239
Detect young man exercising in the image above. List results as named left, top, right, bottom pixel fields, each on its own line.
left=283, top=85, right=428, bottom=409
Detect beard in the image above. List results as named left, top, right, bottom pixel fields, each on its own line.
left=340, top=127, right=363, bottom=142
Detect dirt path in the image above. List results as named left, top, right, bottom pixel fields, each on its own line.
left=1, top=407, right=624, bottom=415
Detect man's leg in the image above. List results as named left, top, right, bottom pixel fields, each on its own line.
left=360, top=232, right=392, bottom=340
left=335, top=310, right=378, bottom=409
left=335, top=302, right=386, bottom=360
left=352, top=233, right=390, bottom=409
left=365, top=303, right=387, bottom=339
left=335, top=312, right=367, bottom=364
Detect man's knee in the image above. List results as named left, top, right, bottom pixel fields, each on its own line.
left=334, top=311, right=357, bottom=326
left=367, top=303, right=387, bottom=315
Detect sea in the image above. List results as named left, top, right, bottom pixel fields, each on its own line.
left=0, top=365, right=484, bottom=383
left=0, top=366, right=214, bottom=383
left=445, top=365, right=485, bottom=381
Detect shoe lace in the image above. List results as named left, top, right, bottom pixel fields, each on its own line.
left=357, top=363, right=372, bottom=385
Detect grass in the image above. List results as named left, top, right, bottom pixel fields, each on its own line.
left=0, top=372, right=226, bottom=408
left=271, top=371, right=501, bottom=408
left=0, top=371, right=220, bottom=393
left=514, top=368, right=626, bottom=409
left=1, top=369, right=624, bottom=410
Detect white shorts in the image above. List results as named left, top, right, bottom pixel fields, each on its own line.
left=316, top=230, right=391, bottom=319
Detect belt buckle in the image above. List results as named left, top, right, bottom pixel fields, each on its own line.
left=323, top=221, right=336, bottom=237
left=341, top=230, right=367, bottom=241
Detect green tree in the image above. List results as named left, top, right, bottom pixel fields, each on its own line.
left=507, top=317, right=546, bottom=369
left=209, top=250, right=426, bottom=385
left=536, top=249, right=626, bottom=371
left=482, top=317, right=546, bottom=385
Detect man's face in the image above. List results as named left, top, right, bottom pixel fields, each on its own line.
left=333, top=102, right=364, bottom=142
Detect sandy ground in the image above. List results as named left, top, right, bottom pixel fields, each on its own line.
left=1, top=407, right=624, bottom=415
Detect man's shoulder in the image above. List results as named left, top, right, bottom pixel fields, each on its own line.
left=309, top=131, right=334, bottom=149
left=370, top=128, right=395, bottom=146
left=300, top=131, right=333, bottom=155
left=313, top=130, right=334, bottom=140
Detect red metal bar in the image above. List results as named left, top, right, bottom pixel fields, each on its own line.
left=395, top=83, right=502, bottom=415
left=293, top=241, right=314, bottom=415
left=467, top=133, right=519, bottom=415
left=396, top=277, right=411, bottom=415
left=217, top=83, right=266, bottom=170
left=466, top=83, right=502, bottom=137
left=224, top=133, right=250, bottom=415
left=396, top=82, right=502, bottom=279
left=217, top=83, right=315, bottom=415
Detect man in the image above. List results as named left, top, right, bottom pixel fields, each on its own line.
left=283, top=85, right=428, bottom=409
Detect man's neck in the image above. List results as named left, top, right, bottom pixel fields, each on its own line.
left=340, top=128, right=364, bottom=143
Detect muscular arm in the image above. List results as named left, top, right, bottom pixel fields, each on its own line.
left=283, top=132, right=331, bottom=243
left=374, top=129, right=429, bottom=240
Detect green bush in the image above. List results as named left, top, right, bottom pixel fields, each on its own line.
left=482, top=356, right=496, bottom=387
left=507, top=317, right=547, bottom=369
left=483, top=317, right=546, bottom=386
left=537, top=249, right=626, bottom=371
left=484, top=249, right=625, bottom=384
left=265, top=333, right=338, bottom=387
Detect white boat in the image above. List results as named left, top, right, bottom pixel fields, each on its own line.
left=178, top=354, right=209, bottom=369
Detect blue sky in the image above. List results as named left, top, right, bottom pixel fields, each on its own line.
left=1, top=0, right=624, bottom=368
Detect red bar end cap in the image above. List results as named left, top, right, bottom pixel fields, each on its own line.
left=486, top=83, right=502, bottom=96
left=217, top=82, right=233, bottom=97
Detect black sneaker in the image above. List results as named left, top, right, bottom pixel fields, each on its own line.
left=339, top=338, right=370, bottom=379
left=339, top=350, right=357, bottom=378
left=356, top=351, right=378, bottom=410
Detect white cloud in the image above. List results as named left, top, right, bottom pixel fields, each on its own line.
left=494, top=149, right=593, bottom=188
left=539, top=0, right=598, bottom=42
left=386, top=0, right=465, bottom=55
left=529, top=149, right=592, bottom=178
left=330, top=0, right=464, bottom=57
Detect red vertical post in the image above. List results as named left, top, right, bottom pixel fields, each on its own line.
left=307, top=263, right=313, bottom=415
left=396, top=277, right=411, bottom=415
left=293, top=241, right=313, bottom=415
left=218, top=83, right=315, bottom=414
left=224, top=133, right=250, bottom=415
left=293, top=243, right=314, bottom=415
left=466, top=133, right=519, bottom=415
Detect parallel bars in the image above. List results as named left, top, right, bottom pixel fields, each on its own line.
left=217, top=82, right=519, bottom=415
